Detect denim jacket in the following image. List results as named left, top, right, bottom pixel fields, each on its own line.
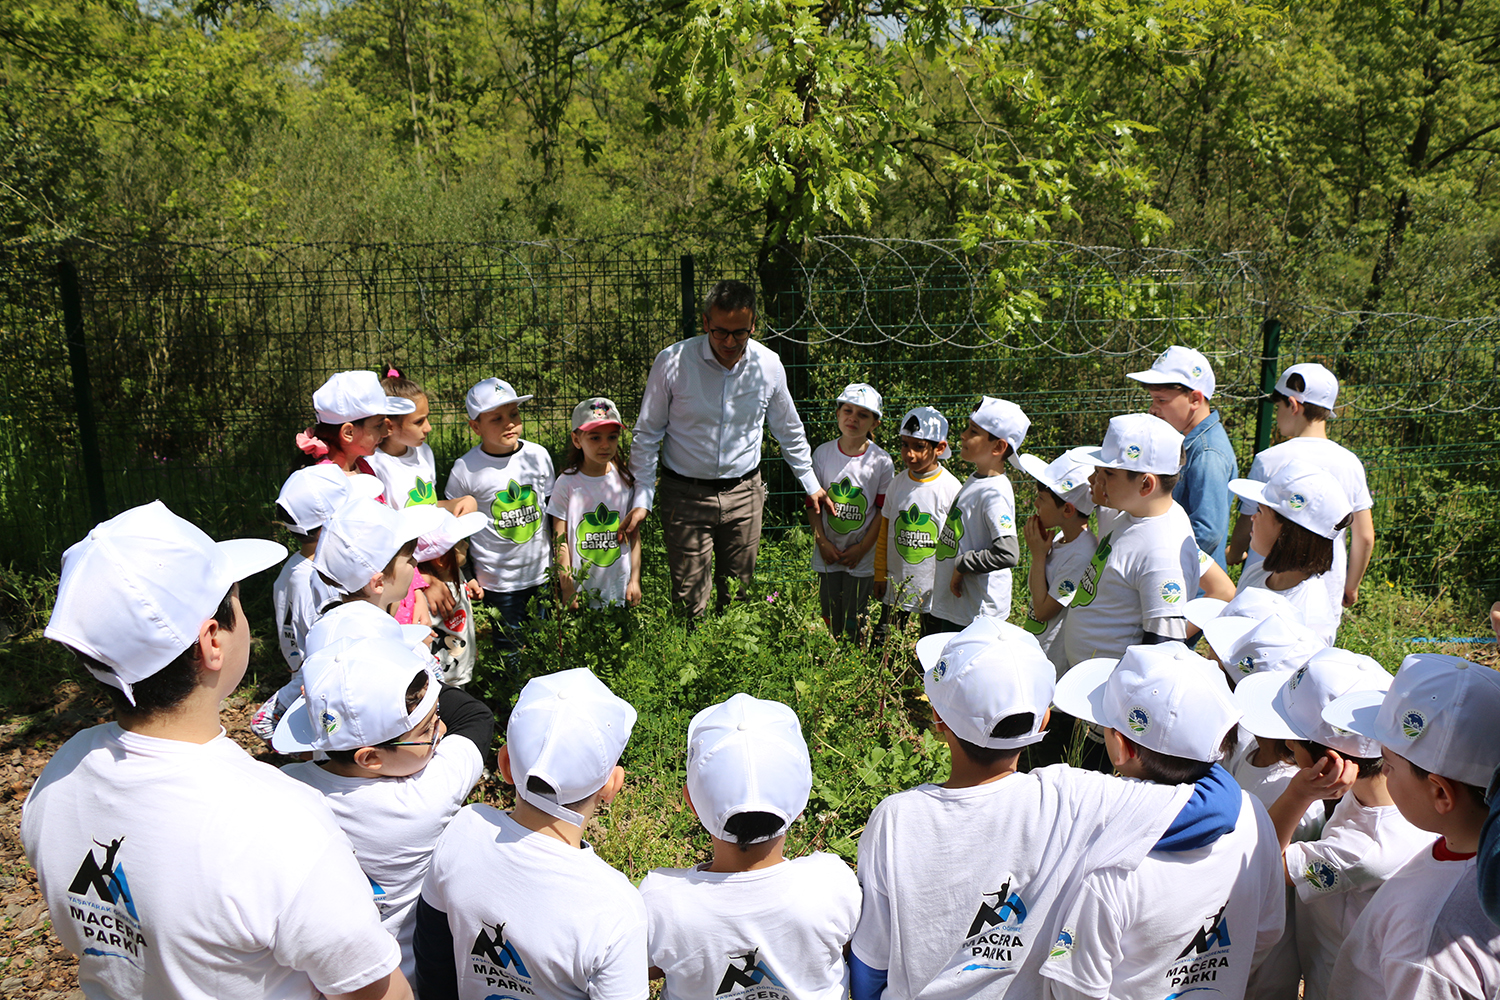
left=1173, top=410, right=1239, bottom=569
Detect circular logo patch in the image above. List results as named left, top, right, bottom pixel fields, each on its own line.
left=1191, top=365, right=1204, bottom=378
left=1059, top=478, right=1076, bottom=491
left=1401, top=709, right=1427, bottom=740
left=1125, top=444, right=1142, bottom=460
left=1127, top=707, right=1150, bottom=734
left=1000, top=513, right=1014, bottom=529
left=1059, top=579, right=1076, bottom=596
left=932, top=658, right=949, bottom=682
left=1236, top=656, right=1256, bottom=675
left=320, top=709, right=341, bottom=735
left=1049, top=928, right=1075, bottom=960
left=1304, top=860, right=1339, bottom=892
left=1287, top=493, right=1308, bottom=511
left=1160, top=581, right=1183, bottom=604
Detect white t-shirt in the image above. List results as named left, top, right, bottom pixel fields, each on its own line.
left=1235, top=572, right=1340, bottom=645
left=1040, top=791, right=1285, bottom=1000
left=1329, top=847, right=1499, bottom=1000
left=641, top=853, right=861, bottom=1000
left=850, top=766, right=1192, bottom=1000
left=446, top=441, right=556, bottom=592
left=368, top=443, right=440, bottom=510
left=281, top=733, right=485, bottom=983
left=421, top=805, right=649, bottom=1000
left=880, top=468, right=963, bottom=612
left=812, top=440, right=896, bottom=578
left=1238, top=438, right=1372, bottom=616
left=546, top=466, right=635, bottom=607
left=1286, top=793, right=1433, bottom=1000
left=272, top=552, right=337, bottom=673
left=930, top=474, right=1019, bottom=626
left=1021, top=530, right=1098, bottom=675
left=1061, top=504, right=1200, bottom=667
left=431, top=578, right=477, bottom=686
left=20, top=724, right=400, bottom=1000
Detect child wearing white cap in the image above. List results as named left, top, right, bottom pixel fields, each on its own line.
left=640, top=694, right=861, bottom=1000
left=21, top=501, right=410, bottom=1000
left=1232, top=649, right=1431, bottom=1000
left=1042, top=643, right=1285, bottom=1000
left=808, top=383, right=895, bottom=640
left=1321, top=654, right=1500, bottom=1000
left=928, top=397, right=1029, bottom=632
left=547, top=397, right=644, bottom=609
left=1060, top=413, right=1201, bottom=667
left=446, top=377, right=556, bottom=665
left=414, top=668, right=645, bottom=1000
left=297, top=369, right=417, bottom=484
left=1228, top=363, right=1374, bottom=620
left=276, top=636, right=495, bottom=986
left=849, top=619, right=1198, bottom=1000
left=1228, top=460, right=1352, bottom=645
left=1125, top=345, right=1239, bottom=569
left=315, top=495, right=446, bottom=622
left=1016, top=447, right=1099, bottom=673
left=873, top=406, right=962, bottom=631
left=417, top=509, right=490, bottom=686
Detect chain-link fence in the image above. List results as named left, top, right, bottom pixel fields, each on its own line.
left=1, top=237, right=1496, bottom=600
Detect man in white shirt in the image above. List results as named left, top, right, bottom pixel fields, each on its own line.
left=623, top=280, right=834, bottom=617
left=21, top=501, right=410, bottom=1000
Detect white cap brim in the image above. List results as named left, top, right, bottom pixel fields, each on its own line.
left=1201, top=615, right=1258, bottom=658
left=1052, top=657, right=1117, bottom=726
left=219, top=538, right=293, bottom=583
left=1232, top=671, right=1302, bottom=740
left=1183, top=597, right=1229, bottom=630
left=1228, top=478, right=1274, bottom=508
left=1320, top=689, right=1386, bottom=739
left=1125, top=368, right=1167, bottom=386
left=272, top=667, right=441, bottom=754
left=915, top=632, right=958, bottom=673
left=1014, top=453, right=1056, bottom=490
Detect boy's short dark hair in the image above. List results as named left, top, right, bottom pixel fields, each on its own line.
left=1124, top=468, right=1182, bottom=494
left=702, top=279, right=757, bottom=323
left=1125, top=728, right=1236, bottom=785
left=1263, top=512, right=1343, bottom=576
left=722, top=811, right=785, bottom=850
left=952, top=712, right=1036, bottom=767
left=1299, top=739, right=1383, bottom=780
left=78, top=588, right=237, bottom=717
left=1274, top=374, right=1332, bottom=422
left=1405, top=758, right=1488, bottom=809
left=323, top=671, right=430, bottom=765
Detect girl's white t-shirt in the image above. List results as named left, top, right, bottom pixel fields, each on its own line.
left=1236, top=572, right=1340, bottom=645
left=1285, top=793, right=1433, bottom=1000
left=281, top=733, right=486, bottom=983
left=446, top=441, right=556, bottom=592
left=422, top=805, right=649, bottom=1000
left=930, top=473, right=1019, bottom=626
left=881, top=467, right=962, bottom=612
left=640, top=853, right=861, bottom=1000
left=811, top=440, right=896, bottom=578
left=1040, top=792, right=1286, bottom=1000
left=1021, top=529, right=1099, bottom=674
left=368, top=443, right=440, bottom=510
left=545, top=466, right=635, bottom=607
left=272, top=552, right=337, bottom=672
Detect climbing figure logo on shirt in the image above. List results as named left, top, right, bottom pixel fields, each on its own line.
left=894, top=505, right=939, bottom=564
left=1166, top=903, right=1233, bottom=992
left=407, top=477, right=437, bottom=506
left=65, top=836, right=148, bottom=966
left=1067, top=532, right=1113, bottom=610
left=578, top=503, right=623, bottom=567
left=935, top=507, right=965, bottom=561
left=961, top=876, right=1029, bottom=970
left=715, top=948, right=790, bottom=999
left=470, top=922, right=533, bottom=990
left=492, top=479, right=543, bottom=544
left=827, top=477, right=869, bottom=534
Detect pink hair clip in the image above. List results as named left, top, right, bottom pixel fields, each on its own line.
left=295, top=427, right=330, bottom=458
left=387, top=367, right=401, bottom=378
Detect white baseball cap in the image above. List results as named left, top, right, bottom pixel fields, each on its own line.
left=1086, top=413, right=1184, bottom=475
left=915, top=618, right=1053, bottom=749
left=685, top=694, right=811, bottom=844
left=303, top=600, right=435, bottom=659
left=1184, top=586, right=1302, bottom=633
left=465, top=377, right=533, bottom=420
left=835, top=383, right=883, bottom=418
left=571, top=397, right=624, bottom=432
left=313, top=496, right=446, bottom=594
left=1127, top=345, right=1217, bottom=399
left=1229, top=460, right=1353, bottom=540
left=275, top=466, right=385, bottom=535
left=1234, top=647, right=1391, bottom=757
left=1203, top=612, right=1327, bottom=680
left=313, top=370, right=416, bottom=425
left=897, top=406, right=952, bottom=461
left=1276, top=363, right=1339, bottom=411
left=272, top=636, right=440, bottom=754
left=1014, top=447, right=1096, bottom=515
left=507, top=668, right=637, bottom=826
left=1322, top=653, right=1500, bottom=787
left=414, top=509, right=489, bottom=564
left=970, top=397, right=1030, bottom=459
left=45, top=501, right=287, bottom=705
left=1055, top=643, right=1240, bottom=762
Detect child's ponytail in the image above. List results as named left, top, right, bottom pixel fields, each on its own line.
left=380, top=366, right=426, bottom=404
left=296, top=425, right=332, bottom=460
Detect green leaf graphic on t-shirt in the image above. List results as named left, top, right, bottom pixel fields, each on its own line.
left=1068, top=531, right=1113, bottom=610
left=491, top=479, right=543, bottom=543
left=934, top=507, right=964, bottom=561
left=577, top=502, right=622, bottom=568
left=894, top=504, right=938, bottom=564
left=827, top=476, right=869, bottom=535
left=407, top=476, right=437, bottom=506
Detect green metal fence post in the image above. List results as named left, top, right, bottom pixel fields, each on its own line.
left=680, top=254, right=696, bottom=340
left=1253, top=317, right=1283, bottom=455
left=58, top=257, right=108, bottom=527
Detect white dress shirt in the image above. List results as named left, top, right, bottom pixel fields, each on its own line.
left=629, top=335, right=821, bottom=509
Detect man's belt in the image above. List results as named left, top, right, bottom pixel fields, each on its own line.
left=660, top=465, right=760, bottom=492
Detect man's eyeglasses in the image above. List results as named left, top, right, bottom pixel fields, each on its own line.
left=386, top=704, right=442, bottom=748
left=708, top=326, right=754, bottom=341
